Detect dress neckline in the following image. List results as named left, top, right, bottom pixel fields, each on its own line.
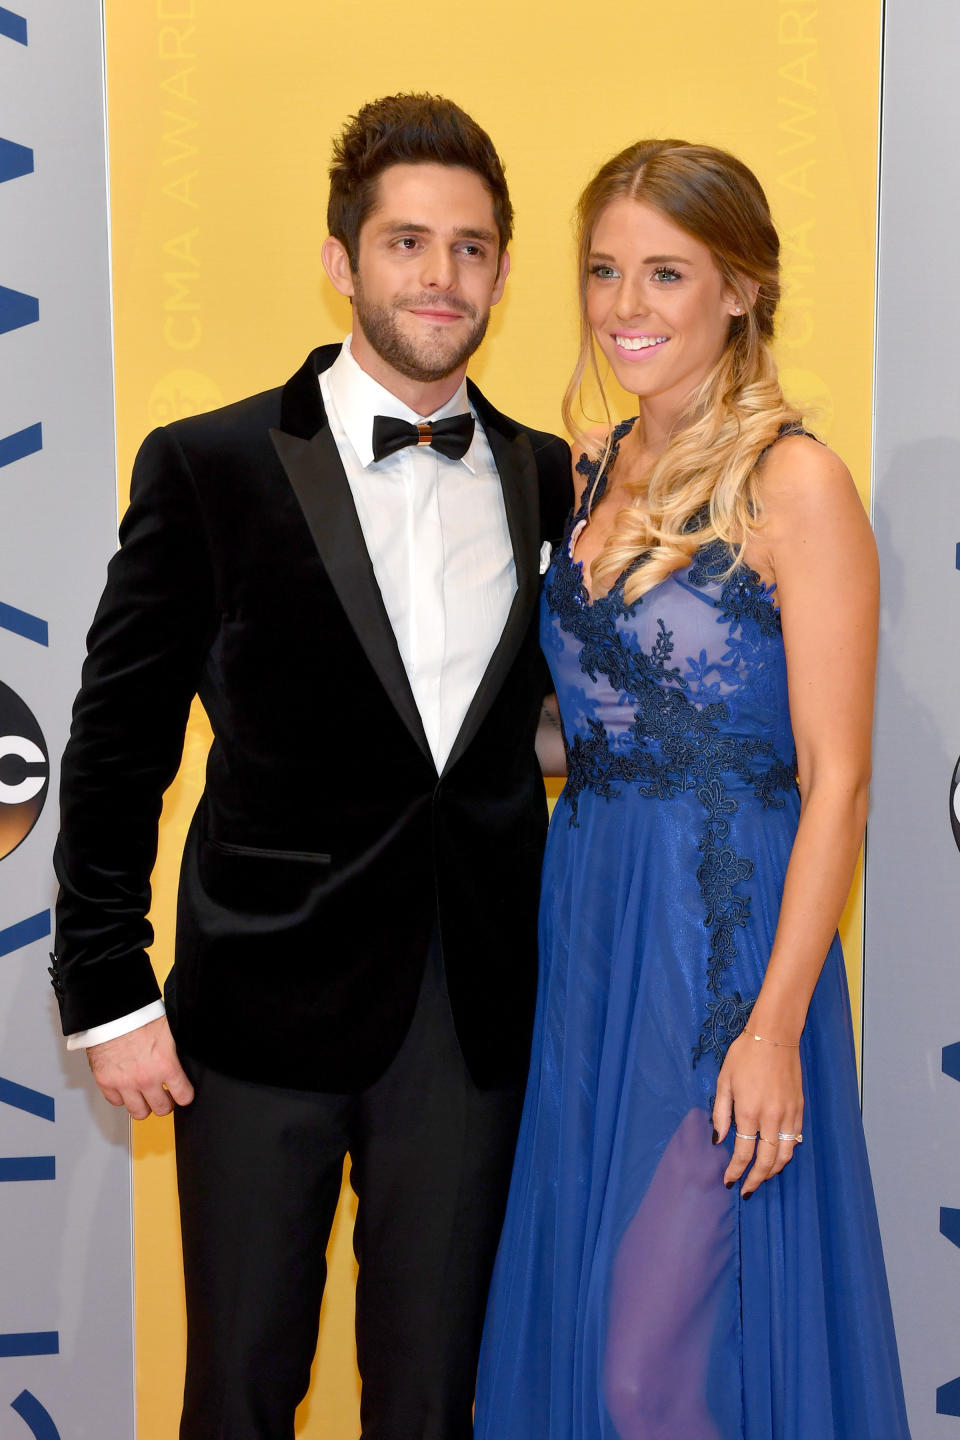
left=573, top=417, right=638, bottom=526
left=566, top=416, right=800, bottom=614
left=569, top=418, right=641, bottom=606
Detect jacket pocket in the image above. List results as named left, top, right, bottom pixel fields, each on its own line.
left=207, top=838, right=332, bottom=864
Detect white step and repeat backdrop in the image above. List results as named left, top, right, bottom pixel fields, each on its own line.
left=0, top=3, right=135, bottom=1436
left=864, top=0, right=960, bottom=1434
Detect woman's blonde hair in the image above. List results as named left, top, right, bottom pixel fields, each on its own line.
left=562, top=139, right=800, bottom=604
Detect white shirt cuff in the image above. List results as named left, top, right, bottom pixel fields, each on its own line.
left=66, top=999, right=167, bottom=1050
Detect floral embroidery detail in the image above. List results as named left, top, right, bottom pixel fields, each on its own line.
left=692, top=992, right=757, bottom=1068
left=548, top=423, right=801, bottom=1069
left=687, top=538, right=782, bottom=641
left=572, top=418, right=636, bottom=510
left=563, top=718, right=646, bottom=818
left=695, top=778, right=754, bottom=996
left=754, top=757, right=797, bottom=809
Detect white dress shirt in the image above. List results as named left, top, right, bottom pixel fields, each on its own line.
left=68, top=335, right=516, bottom=1049
left=322, top=335, right=516, bottom=769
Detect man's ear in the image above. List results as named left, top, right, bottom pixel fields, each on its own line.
left=491, top=249, right=511, bottom=306
left=322, top=236, right=355, bottom=299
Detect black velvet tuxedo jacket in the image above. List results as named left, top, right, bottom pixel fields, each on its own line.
left=52, top=345, right=572, bottom=1092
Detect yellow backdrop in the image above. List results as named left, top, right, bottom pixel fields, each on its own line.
left=103, top=1, right=880, bottom=1433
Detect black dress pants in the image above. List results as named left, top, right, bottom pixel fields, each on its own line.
left=173, top=939, right=525, bottom=1440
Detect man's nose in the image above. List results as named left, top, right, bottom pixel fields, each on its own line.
left=419, top=245, right=457, bottom=291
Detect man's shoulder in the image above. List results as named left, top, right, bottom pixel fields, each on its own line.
left=163, top=383, right=284, bottom=455
left=499, top=412, right=570, bottom=484
left=155, top=344, right=337, bottom=461
left=470, top=389, right=572, bottom=534
left=468, top=383, right=568, bottom=466
left=516, top=419, right=569, bottom=462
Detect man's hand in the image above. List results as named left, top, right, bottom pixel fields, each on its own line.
left=86, top=1015, right=194, bottom=1119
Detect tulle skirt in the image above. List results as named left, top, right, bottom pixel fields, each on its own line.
left=474, top=784, right=911, bottom=1440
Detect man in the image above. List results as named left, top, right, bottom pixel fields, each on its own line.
left=51, top=93, right=571, bottom=1439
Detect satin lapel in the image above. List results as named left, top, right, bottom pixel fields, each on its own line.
left=270, top=424, right=434, bottom=766
left=441, top=413, right=540, bottom=777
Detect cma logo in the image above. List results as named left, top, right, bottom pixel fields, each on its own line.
left=0, top=680, right=48, bottom=860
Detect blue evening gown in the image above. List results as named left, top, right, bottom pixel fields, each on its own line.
left=474, top=422, right=911, bottom=1440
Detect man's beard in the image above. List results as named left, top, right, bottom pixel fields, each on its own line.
left=352, top=281, right=490, bottom=383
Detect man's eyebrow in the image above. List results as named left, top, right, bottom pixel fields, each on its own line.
left=376, top=221, right=497, bottom=244
left=379, top=221, right=433, bottom=235
left=452, top=226, right=497, bottom=243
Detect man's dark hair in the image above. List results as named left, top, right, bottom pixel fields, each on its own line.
left=328, top=93, right=514, bottom=267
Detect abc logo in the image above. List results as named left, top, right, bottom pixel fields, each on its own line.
left=952, top=756, right=960, bottom=854
left=0, top=680, right=48, bottom=861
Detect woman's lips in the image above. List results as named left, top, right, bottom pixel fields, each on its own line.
left=612, top=334, right=670, bottom=361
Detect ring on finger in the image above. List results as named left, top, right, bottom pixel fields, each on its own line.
left=758, top=1135, right=778, bottom=1148
left=734, top=1130, right=758, bottom=1141
left=777, top=1131, right=803, bottom=1143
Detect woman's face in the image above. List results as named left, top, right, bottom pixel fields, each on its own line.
left=586, top=198, right=740, bottom=415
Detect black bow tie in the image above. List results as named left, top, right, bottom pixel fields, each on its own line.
left=372, top=413, right=475, bottom=464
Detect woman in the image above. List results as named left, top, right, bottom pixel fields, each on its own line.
left=474, top=141, right=911, bottom=1439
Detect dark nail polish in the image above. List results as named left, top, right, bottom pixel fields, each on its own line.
left=724, top=1180, right=734, bottom=1189
left=743, top=1189, right=753, bottom=1201
left=712, top=1129, right=719, bottom=1144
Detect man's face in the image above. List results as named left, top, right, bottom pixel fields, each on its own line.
left=327, top=163, right=509, bottom=386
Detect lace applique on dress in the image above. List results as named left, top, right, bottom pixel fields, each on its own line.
left=545, top=423, right=800, bottom=1067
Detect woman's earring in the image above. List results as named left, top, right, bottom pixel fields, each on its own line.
left=732, top=303, right=744, bottom=315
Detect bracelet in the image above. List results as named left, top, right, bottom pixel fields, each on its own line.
left=749, top=1031, right=800, bottom=1049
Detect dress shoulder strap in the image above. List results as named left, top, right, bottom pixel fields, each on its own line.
left=756, top=420, right=821, bottom=466
left=572, top=417, right=637, bottom=521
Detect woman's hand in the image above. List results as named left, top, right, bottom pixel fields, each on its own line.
left=713, top=1032, right=803, bottom=1196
